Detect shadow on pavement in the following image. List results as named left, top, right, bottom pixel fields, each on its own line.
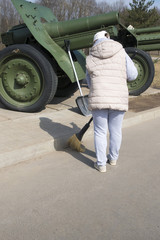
left=39, top=117, right=80, bottom=139
left=39, top=117, right=95, bottom=169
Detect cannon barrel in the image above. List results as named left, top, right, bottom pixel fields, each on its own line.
left=134, top=26, right=160, bottom=34
left=44, top=12, right=119, bottom=38
left=128, top=26, right=160, bottom=51
left=44, top=12, right=120, bottom=50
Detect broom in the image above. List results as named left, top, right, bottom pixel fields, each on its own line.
left=68, top=117, right=93, bottom=152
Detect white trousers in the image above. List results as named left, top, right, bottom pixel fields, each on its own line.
left=92, top=109, right=125, bottom=166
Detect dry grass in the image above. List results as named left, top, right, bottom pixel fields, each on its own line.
left=151, top=59, right=160, bottom=89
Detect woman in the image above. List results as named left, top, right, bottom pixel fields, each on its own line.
left=86, top=30, right=138, bottom=173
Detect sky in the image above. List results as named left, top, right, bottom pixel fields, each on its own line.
left=28, top=0, right=160, bottom=8
left=96, top=0, right=160, bottom=8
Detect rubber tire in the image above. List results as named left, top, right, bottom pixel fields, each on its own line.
left=125, top=47, right=155, bottom=96
left=55, top=75, right=78, bottom=97
left=0, top=44, right=58, bottom=112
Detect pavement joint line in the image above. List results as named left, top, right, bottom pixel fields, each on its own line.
left=0, top=108, right=78, bottom=123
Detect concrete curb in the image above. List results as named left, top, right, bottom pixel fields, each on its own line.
left=123, top=107, right=160, bottom=128
left=1, top=106, right=160, bottom=169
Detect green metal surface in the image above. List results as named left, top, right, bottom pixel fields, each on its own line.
left=127, top=58, right=148, bottom=92
left=0, top=53, right=43, bottom=107
left=4, top=1, right=160, bottom=54
left=10, top=0, right=121, bottom=82
left=127, top=26, right=160, bottom=51
left=44, top=12, right=119, bottom=38
left=50, top=25, right=118, bottom=50
left=1, top=24, right=32, bottom=46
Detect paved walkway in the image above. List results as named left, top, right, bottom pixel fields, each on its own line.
left=0, top=86, right=160, bottom=169
left=0, top=117, right=160, bottom=240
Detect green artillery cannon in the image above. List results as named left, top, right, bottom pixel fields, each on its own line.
left=0, top=0, right=159, bottom=112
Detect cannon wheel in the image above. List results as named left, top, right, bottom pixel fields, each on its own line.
left=55, top=74, right=78, bottom=97
left=125, top=47, right=155, bottom=96
left=0, top=44, right=58, bottom=112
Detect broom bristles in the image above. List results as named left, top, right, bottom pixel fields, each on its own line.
left=67, top=134, right=85, bottom=152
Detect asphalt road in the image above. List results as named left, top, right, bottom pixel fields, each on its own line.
left=0, top=117, right=160, bottom=240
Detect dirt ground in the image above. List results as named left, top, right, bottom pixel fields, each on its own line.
left=129, top=92, right=160, bottom=112
left=151, top=59, right=160, bottom=88
left=129, top=59, right=160, bottom=112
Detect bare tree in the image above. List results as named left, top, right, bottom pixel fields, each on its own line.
left=96, top=0, right=127, bottom=14
left=37, top=0, right=68, bottom=20
left=66, top=0, right=98, bottom=19
left=29, top=0, right=128, bottom=21
left=0, top=0, right=21, bottom=34
left=38, top=0, right=98, bottom=20
left=0, top=0, right=22, bottom=49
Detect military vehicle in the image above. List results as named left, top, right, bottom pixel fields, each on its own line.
left=0, top=0, right=159, bottom=112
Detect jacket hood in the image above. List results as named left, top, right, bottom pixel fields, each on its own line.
left=90, top=39, right=123, bottom=59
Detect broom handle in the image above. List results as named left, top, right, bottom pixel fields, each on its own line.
left=88, top=117, right=93, bottom=125
left=64, top=39, right=83, bottom=96
left=76, top=117, right=93, bottom=141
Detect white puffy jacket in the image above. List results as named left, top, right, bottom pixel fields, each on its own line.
left=86, top=39, right=129, bottom=111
